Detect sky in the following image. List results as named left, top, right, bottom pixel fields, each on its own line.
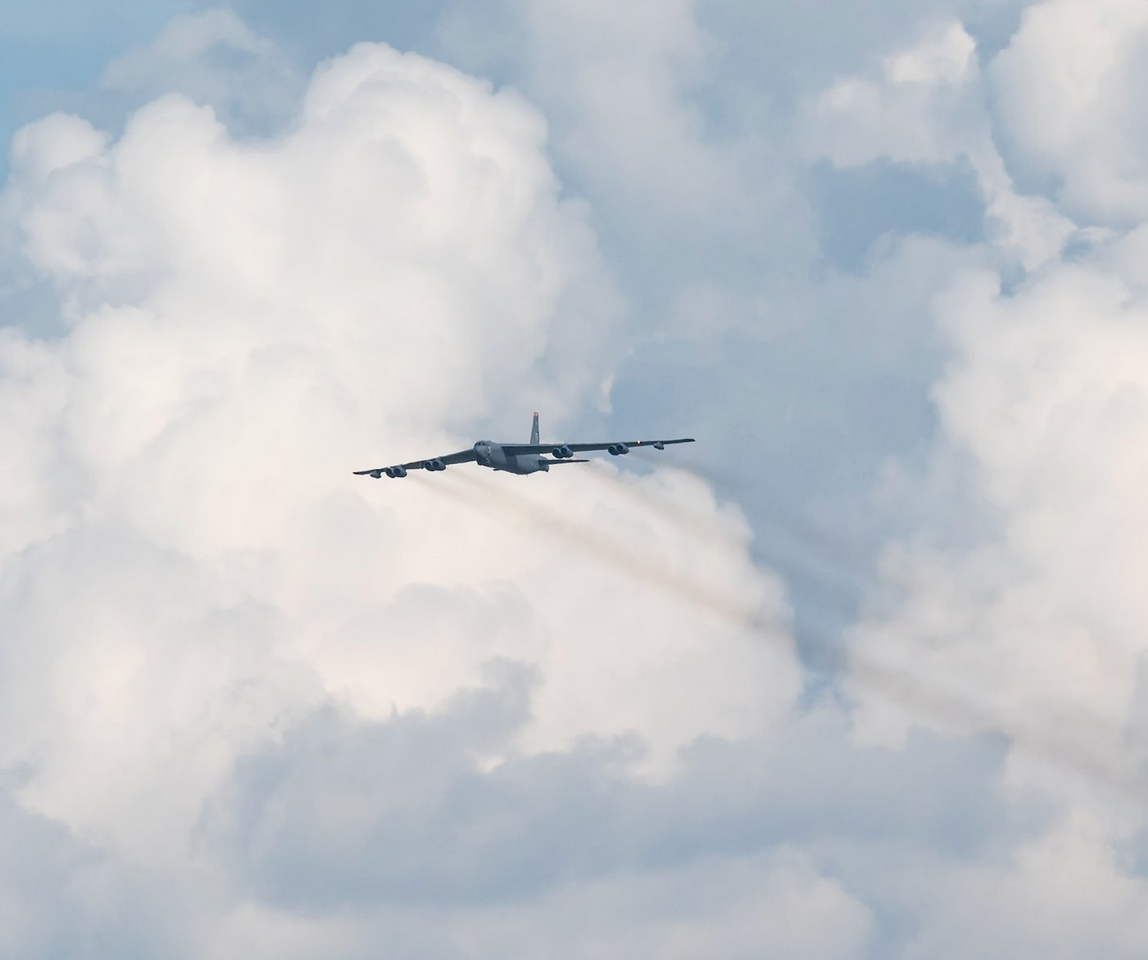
left=2, top=1, right=1148, bottom=957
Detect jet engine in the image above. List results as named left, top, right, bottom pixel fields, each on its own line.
left=425, top=459, right=446, bottom=471
left=552, top=445, right=574, bottom=459
left=608, top=443, right=630, bottom=456
left=384, top=465, right=408, bottom=478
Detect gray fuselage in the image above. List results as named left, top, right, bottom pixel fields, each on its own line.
left=474, top=441, right=549, bottom=475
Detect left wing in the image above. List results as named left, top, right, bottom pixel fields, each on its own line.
left=353, top=447, right=477, bottom=478
left=501, top=437, right=695, bottom=456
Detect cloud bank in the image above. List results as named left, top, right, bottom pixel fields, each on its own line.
left=3, top=2, right=1148, bottom=957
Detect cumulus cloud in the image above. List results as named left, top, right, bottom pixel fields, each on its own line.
left=8, top=3, right=1148, bottom=957
left=990, top=0, right=1148, bottom=225
left=788, top=5, right=1148, bottom=951
left=794, top=0, right=1148, bottom=774
left=905, top=817, right=1148, bottom=960
left=199, top=677, right=1025, bottom=954
left=806, top=20, right=1076, bottom=270
left=100, top=8, right=305, bottom=132
left=435, top=0, right=821, bottom=344
left=828, top=14, right=1148, bottom=952
left=848, top=248, right=1148, bottom=783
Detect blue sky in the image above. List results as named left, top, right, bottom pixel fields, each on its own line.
left=3, top=2, right=1148, bottom=958
left=1, top=2, right=188, bottom=150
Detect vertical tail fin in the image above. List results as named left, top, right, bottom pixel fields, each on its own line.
left=530, top=411, right=540, bottom=445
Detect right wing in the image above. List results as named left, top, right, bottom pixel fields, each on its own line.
left=353, top=447, right=477, bottom=478
left=501, top=437, right=695, bottom=456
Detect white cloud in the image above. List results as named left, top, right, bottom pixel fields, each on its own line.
left=434, top=0, right=819, bottom=291
left=907, top=818, right=1148, bottom=960
left=808, top=22, right=980, bottom=173
left=990, top=0, right=1148, bottom=225
left=849, top=246, right=1148, bottom=773
left=807, top=23, right=982, bottom=168
left=806, top=21, right=1076, bottom=270
left=449, top=848, right=875, bottom=960
left=100, top=9, right=304, bottom=132
left=444, top=0, right=719, bottom=215
left=795, top=8, right=1148, bottom=952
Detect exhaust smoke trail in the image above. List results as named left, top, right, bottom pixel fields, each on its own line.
left=580, top=460, right=864, bottom=624
left=422, top=467, right=1148, bottom=805
left=437, top=469, right=767, bottom=626
left=627, top=449, right=870, bottom=570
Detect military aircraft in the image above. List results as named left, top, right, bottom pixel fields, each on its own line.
left=354, top=412, right=694, bottom=478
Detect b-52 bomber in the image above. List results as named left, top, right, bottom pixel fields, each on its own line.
left=354, top=412, right=694, bottom=479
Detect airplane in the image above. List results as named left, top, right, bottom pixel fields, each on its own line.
left=354, top=412, right=694, bottom=478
